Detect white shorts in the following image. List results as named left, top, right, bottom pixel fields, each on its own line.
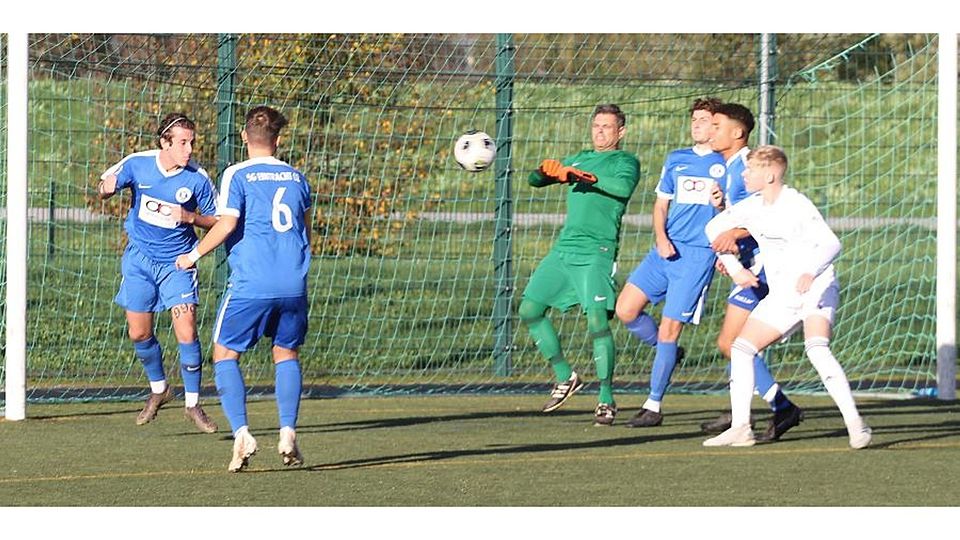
left=749, top=275, right=839, bottom=339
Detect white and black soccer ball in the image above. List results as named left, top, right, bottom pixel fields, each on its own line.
left=453, top=130, right=497, bottom=172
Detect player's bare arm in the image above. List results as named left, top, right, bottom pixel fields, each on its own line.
left=796, top=272, right=815, bottom=294
left=652, top=197, right=675, bottom=259
left=97, top=173, right=118, bottom=200
left=731, top=267, right=760, bottom=289
left=172, top=206, right=218, bottom=230
left=175, top=215, right=239, bottom=270
left=709, top=182, right=724, bottom=210
left=710, top=227, right=748, bottom=254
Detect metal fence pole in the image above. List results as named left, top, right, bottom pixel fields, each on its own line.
left=493, top=33, right=515, bottom=377
left=758, top=33, right=777, bottom=145
left=215, top=34, right=238, bottom=291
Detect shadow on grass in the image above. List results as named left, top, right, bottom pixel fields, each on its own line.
left=291, top=404, right=733, bottom=434
left=287, top=428, right=709, bottom=473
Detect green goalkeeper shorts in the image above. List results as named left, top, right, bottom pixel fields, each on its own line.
left=521, top=249, right=617, bottom=313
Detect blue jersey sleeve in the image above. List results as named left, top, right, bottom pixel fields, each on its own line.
left=108, top=157, right=136, bottom=191
left=225, top=169, right=246, bottom=218
left=655, top=153, right=677, bottom=197
left=193, top=172, right=218, bottom=216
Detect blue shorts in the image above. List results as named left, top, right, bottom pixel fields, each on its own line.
left=213, top=294, right=309, bottom=353
left=115, top=244, right=198, bottom=313
left=727, top=267, right=770, bottom=311
left=627, top=244, right=715, bottom=324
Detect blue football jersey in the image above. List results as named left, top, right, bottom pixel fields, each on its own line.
left=103, top=150, right=217, bottom=263
left=217, top=156, right=312, bottom=298
left=723, top=146, right=760, bottom=259
left=655, top=146, right=726, bottom=248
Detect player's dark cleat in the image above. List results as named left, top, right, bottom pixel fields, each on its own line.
left=184, top=405, right=218, bottom=433
left=593, top=403, right=617, bottom=426
left=542, top=372, right=584, bottom=413
left=756, top=404, right=804, bottom=442
left=136, top=386, right=174, bottom=425
left=625, top=408, right=663, bottom=428
left=701, top=411, right=733, bottom=434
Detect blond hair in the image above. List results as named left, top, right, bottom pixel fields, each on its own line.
left=747, top=145, right=788, bottom=172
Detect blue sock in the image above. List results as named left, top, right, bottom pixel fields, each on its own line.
left=133, top=336, right=165, bottom=383
left=753, top=354, right=793, bottom=412
left=214, top=359, right=247, bottom=434
left=178, top=341, right=203, bottom=395
left=624, top=313, right=658, bottom=347
left=275, top=359, right=302, bottom=430
left=649, top=341, right=679, bottom=401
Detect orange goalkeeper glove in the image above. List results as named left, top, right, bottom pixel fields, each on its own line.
left=565, top=167, right=597, bottom=185
left=538, top=159, right=566, bottom=181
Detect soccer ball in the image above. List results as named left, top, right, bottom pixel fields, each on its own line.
left=454, top=130, right=496, bottom=172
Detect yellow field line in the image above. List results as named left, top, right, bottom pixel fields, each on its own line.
left=1, top=439, right=957, bottom=485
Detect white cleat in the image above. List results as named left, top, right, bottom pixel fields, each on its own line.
left=228, top=428, right=258, bottom=473
left=703, top=424, right=756, bottom=447
left=278, top=427, right=304, bottom=467
left=847, top=418, right=872, bottom=450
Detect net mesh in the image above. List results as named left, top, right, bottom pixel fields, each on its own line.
left=0, top=33, right=946, bottom=403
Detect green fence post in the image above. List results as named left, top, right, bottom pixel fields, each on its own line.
left=216, top=33, right=238, bottom=290
left=493, top=33, right=515, bottom=377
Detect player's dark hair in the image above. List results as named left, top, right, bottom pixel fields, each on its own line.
left=245, top=105, right=288, bottom=146
left=593, top=103, right=626, bottom=128
left=715, top=103, right=755, bottom=140
left=690, top=97, right=723, bottom=115
left=156, top=113, right=195, bottom=148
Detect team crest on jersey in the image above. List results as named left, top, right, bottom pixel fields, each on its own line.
left=175, top=187, right=192, bottom=203
left=709, top=164, right=726, bottom=178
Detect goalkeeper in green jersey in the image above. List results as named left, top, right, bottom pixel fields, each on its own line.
left=519, top=103, right=641, bottom=426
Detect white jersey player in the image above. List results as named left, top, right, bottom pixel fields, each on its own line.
left=702, top=145, right=871, bottom=449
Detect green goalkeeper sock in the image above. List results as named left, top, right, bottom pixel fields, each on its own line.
left=587, top=309, right=616, bottom=405
left=519, top=299, right=570, bottom=383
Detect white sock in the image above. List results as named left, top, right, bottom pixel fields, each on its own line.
left=730, top=338, right=757, bottom=428
left=761, top=383, right=780, bottom=403
left=806, top=337, right=861, bottom=425
left=234, top=425, right=249, bottom=439
left=184, top=392, right=199, bottom=408
left=149, top=380, right=167, bottom=394
left=642, top=398, right=661, bottom=413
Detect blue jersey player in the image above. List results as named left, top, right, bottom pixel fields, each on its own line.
left=97, top=112, right=219, bottom=433
left=700, top=103, right=804, bottom=441
left=616, top=98, right=726, bottom=428
left=176, top=106, right=311, bottom=472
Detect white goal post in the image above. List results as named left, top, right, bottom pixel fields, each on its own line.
left=936, top=32, right=957, bottom=400
left=4, top=32, right=28, bottom=420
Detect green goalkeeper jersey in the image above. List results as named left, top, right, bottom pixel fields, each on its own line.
left=528, top=149, right=640, bottom=258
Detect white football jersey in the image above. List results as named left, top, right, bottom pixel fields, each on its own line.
left=705, top=186, right=841, bottom=298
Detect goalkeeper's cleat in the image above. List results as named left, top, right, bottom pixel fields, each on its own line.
left=278, top=427, right=304, bottom=467
left=756, top=404, right=804, bottom=442
left=184, top=404, right=218, bottom=434
left=541, top=372, right=584, bottom=413
left=593, top=403, right=617, bottom=426
left=700, top=411, right=733, bottom=434
left=702, top=424, right=756, bottom=447
left=625, top=408, right=663, bottom=428
left=846, top=418, right=872, bottom=450
left=136, top=385, right=174, bottom=425
left=228, top=428, right=258, bottom=473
